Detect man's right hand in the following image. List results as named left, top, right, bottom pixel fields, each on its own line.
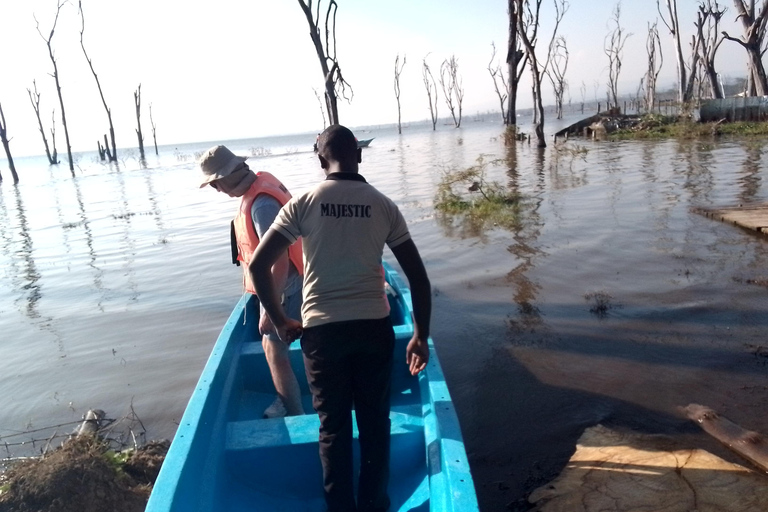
left=406, top=336, right=429, bottom=375
left=275, top=317, right=304, bottom=345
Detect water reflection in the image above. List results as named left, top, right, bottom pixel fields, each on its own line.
left=69, top=173, right=107, bottom=311
left=506, top=146, right=545, bottom=333
left=113, top=167, right=139, bottom=304
left=10, top=186, right=42, bottom=319
left=738, top=141, right=762, bottom=204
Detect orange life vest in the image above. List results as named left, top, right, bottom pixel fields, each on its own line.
left=233, top=172, right=303, bottom=294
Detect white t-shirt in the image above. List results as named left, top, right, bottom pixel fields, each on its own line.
left=272, top=173, right=410, bottom=327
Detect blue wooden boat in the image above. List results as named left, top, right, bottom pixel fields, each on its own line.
left=146, top=262, right=478, bottom=511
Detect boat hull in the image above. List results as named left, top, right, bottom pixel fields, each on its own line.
left=147, top=262, right=478, bottom=511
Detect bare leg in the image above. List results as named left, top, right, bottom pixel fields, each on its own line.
left=263, top=335, right=304, bottom=416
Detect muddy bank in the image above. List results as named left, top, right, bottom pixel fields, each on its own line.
left=0, top=436, right=167, bottom=512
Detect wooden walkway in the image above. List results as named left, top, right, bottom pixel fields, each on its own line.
left=694, top=204, right=768, bottom=235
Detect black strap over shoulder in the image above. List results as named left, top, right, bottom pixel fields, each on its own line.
left=230, top=220, right=240, bottom=266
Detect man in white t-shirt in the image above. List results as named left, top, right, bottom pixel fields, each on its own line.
left=249, top=125, right=431, bottom=512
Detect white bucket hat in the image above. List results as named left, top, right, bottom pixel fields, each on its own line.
left=198, top=145, right=248, bottom=188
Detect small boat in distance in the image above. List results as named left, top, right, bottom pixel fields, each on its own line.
left=314, top=136, right=375, bottom=152
left=146, top=262, right=479, bottom=512
left=357, top=137, right=374, bottom=148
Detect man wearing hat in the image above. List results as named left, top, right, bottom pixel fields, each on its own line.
left=199, top=145, right=304, bottom=418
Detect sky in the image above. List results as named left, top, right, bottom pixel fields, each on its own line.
left=0, top=0, right=756, bottom=156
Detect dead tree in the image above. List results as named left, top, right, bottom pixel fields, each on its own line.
left=488, top=42, right=509, bottom=123
left=580, top=80, right=587, bottom=113
left=79, top=1, right=116, bottom=162
left=658, top=0, right=701, bottom=104
left=0, top=103, right=19, bottom=183
left=547, top=36, right=569, bottom=119
left=422, top=55, right=439, bottom=130
left=722, top=0, right=768, bottom=97
left=27, top=80, right=57, bottom=165
left=439, top=55, right=464, bottom=128
left=297, top=0, right=352, bottom=125
left=604, top=3, right=632, bottom=111
left=394, top=54, right=406, bottom=134
left=506, top=0, right=529, bottom=126
left=515, top=0, right=569, bottom=148
left=696, top=1, right=726, bottom=99
left=134, top=85, right=145, bottom=159
left=49, top=109, right=59, bottom=163
left=35, top=0, right=74, bottom=174
left=149, top=103, right=158, bottom=155
left=312, top=87, right=327, bottom=129
left=643, top=21, right=664, bottom=111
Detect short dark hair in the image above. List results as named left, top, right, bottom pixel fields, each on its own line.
left=316, top=125, right=357, bottom=162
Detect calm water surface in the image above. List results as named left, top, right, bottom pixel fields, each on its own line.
left=1, top=117, right=767, bottom=510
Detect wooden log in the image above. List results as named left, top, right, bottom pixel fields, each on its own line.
left=683, top=403, right=768, bottom=473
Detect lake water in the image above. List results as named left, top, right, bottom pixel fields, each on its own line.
left=1, top=114, right=767, bottom=510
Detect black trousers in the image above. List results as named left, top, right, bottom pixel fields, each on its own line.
left=301, top=316, right=395, bottom=512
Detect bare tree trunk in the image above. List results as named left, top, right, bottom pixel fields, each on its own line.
left=103, top=133, right=112, bottom=161
left=97, top=140, right=105, bottom=161
left=722, top=0, right=768, bottom=96
left=79, top=1, right=116, bottom=161
left=149, top=103, right=158, bottom=156
left=134, top=85, right=145, bottom=159
left=516, top=0, right=568, bottom=148
left=696, top=1, right=726, bottom=99
left=547, top=36, right=569, bottom=119
left=644, top=21, right=664, bottom=111
left=0, top=103, right=19, bottom=183
left=312, top=87, right=327, bottom=129
left=658, top=0, right=689, bottom=104
left=35, top=1, right=74, bottom=175
left=439, top=55, right=463, bottom=128
left=394, top=54, right=406, bottom=134
left=506, top=0, right=528, bottom=126
left=488, top=42, right=509, bottom=123
left=605, top=3, right=631, bottom=111
left=27, top=80, right=57, bottom=165
left=422, top=55, right=439, bottom=130
left=50, top=109, right=58, bottom=164
left=297, top=0, right=352, bottom=125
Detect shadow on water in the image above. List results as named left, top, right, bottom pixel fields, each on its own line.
left=427, top=139, right=768, bottom=510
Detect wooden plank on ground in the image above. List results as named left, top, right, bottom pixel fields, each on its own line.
left=693, top=204, right=768, bottom=235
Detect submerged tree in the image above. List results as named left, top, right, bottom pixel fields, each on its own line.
left=722, top=0, right=768, bottom=96
left=134, top=85, right=145, bottom=160
left=422, top=55, right=439, bottom=131
left=312, top=87, right=327, bottom=129
left=79, top=0, right=116, bottom=162
left=547, top=36, right=569, bottom=119
left=658, top=0, right=702, bottom=104
left=0, top=102, right=19, bottom=183
left=297, top=0, right=352, bottom=125
left=35, top=0, right=73, bottom=174
left=506, top=0, right=529, bottom=126
left=394, top=54, right=406, bottom=134
left=488, top=42, right=509, bottom=123
left=696, top=0, right=726, bottom=99
left=439, top=55, right=464, bottom=128
left=515, top=0, right=569, bottom=148
left=604, top=3, right=631, bottom=111
left=149, top=103, right=158, bottom=156
left=27, top=80, right=58, bottom=165
left=643, top=21, right=664, bottom=111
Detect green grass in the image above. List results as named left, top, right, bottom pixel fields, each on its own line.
left=434, top=155, right=524, bottom=230
left=610, top=115, right=768, bottom=140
